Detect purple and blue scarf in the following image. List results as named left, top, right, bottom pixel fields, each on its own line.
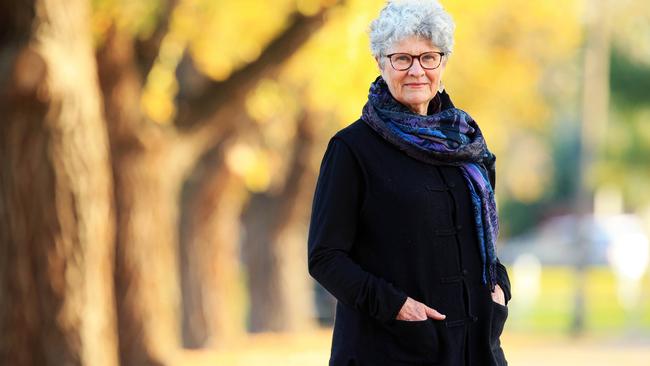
left=361, top=76, right=499, bottom=289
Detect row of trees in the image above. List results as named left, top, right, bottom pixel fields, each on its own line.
left=1, top=0, right=337, bottom=364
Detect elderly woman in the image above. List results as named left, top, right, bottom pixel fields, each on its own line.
left=307, top=1, right=511, bottom=365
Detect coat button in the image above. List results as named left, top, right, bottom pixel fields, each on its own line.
left=456, top=224, right=462, bottom=230
left=472, top=316, right=478, bottom=322
left=448, top=182, right=456, bottom=188
left=462, top=269, right=468, bottom=275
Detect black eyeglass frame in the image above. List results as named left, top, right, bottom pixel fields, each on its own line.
left=384, top=51, right=446, bottom=71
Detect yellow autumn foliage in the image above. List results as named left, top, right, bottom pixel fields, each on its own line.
left=93, top=0, right=585, bottom=199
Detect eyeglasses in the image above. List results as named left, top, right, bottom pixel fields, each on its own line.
left=385, top=51, right=445, bottom=71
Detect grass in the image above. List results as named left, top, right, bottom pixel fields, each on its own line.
left=506, top=266, right=650, bottom=334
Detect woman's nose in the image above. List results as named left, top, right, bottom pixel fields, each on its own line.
left=408, top=58, right=425, bottom=76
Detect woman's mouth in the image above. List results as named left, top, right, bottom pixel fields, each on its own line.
left=404, top=83, right=428, bottom=88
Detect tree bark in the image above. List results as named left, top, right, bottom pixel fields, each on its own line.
left=0, top=0, right=118, bottom=364
left=241, top=111, right=318, bottom=332
left=180, top=133, right=247, bottom=348
left=111, top=139, right=186, bottom=365
left=97, top=26, right=190, bottom=365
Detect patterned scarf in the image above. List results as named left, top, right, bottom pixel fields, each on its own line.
left=361, top=76, right=499, bottom=289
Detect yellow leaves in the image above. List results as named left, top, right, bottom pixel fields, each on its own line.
left=141, top=28, right=185, bottom=124
left=243, top=79, right=303, bottom=192
left=192, top=48, right=234, bottom=82
left=246, top=79, right=299, bottom=125
left=281, top=0, right=384, bottom=123
left=90, top=0, right=115, bottom=44
left=142, top=65, right=176, bottom=124
left=189, top=0, right=294, bottom=80
left=96, top=0, right=591, bottom=201
left=610, top=0, right=650, bottom=64
left=434, top=1, right=583, bottom=204
left=246, top=79, right=301, bottom=157
left=170, top=0, right=203, bottom=39
left=141, top=0, right=295, bottom=122
left=91, top=0, right=165, bottom=42
left=226, top=143, right=272, bottom=192
left=297, top=0, right=322, bottom=16
left=277, top=0, right=583, bottom=138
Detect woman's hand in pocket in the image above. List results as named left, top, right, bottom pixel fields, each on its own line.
left=491, top=284, right=506, bottom=306
left=396, top=297, right=446, bottom=321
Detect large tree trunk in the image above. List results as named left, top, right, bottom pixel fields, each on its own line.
left=112, top=140, right=186, bottom=364
left=0, top=0, right=118, bottom=364
left=97, top=28, right=190, bottom=364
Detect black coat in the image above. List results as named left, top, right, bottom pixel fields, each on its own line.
left=307, top=119, right=511, bottom=366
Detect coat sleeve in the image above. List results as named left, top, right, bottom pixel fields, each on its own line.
left=496, top=258, right=512, bottom=305
left=308, top=137, right=408, bottom=323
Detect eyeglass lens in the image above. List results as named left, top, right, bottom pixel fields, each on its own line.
left=390, top=52, right=442, bottom=70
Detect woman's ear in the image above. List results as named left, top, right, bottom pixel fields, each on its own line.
left=438, top=58, right=448, bottom=77
left=440, top=56, right=448, bottom=72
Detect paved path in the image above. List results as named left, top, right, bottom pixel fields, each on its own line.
left=170, top=330, right=650, bottom=366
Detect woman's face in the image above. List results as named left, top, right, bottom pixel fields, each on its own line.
left=377, top=36, right=447, bottom=115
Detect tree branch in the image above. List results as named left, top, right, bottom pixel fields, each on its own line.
left=276, top=109, right=315, bottom=219
left=135, top=0, right=179, bottom=79
left=174, top=7, right=331, bottom=131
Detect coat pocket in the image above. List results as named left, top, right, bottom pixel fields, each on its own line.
left=490, top=301, right=508, bottom=365
left=490, top=301, right=508, bottom=342
left=383, top=319, right=442, bottom=363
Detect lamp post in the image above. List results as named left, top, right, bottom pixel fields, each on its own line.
left=571, top=0, right=612, bottom=336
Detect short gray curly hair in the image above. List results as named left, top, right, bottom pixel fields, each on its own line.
left=369, top=0, right=455, bottom=59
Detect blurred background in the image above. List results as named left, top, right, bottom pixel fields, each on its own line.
left=1, top=0, right=649, bottom=365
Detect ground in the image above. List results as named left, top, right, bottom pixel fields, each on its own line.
left=169, top=329, right=650, bottom=366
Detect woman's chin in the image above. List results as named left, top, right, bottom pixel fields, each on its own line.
left=400, top=96, right=433, bottom=109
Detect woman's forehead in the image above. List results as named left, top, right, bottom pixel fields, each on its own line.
left=388, top=36, right=440, bottom=53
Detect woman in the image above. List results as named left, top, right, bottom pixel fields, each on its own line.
left=308, top=0, right=511, bottom=365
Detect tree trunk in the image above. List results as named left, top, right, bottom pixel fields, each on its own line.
left=180, top=136, right=247, bottom=348
left=241, top=112, right=318, bottom=332
left=0, top=0, right=118, bottom=364
left=96, top=27, right=188, bottom=365
left=112, top=140, right=186, bottom=364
